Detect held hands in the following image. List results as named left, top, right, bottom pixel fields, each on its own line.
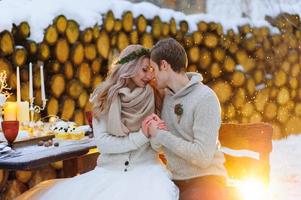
left=142, top=114, right=169, bottom=138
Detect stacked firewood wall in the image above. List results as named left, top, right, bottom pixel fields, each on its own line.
left=0, top=11, right=301, bottom=138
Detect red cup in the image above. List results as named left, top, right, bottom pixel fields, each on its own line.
left=1, top=121, right=19, bottom=146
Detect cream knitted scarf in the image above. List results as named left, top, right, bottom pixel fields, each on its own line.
left=106, top=85, right=155, bottom=136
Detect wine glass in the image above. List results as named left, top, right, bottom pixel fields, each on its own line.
left=1, top=121, right=19, bottom=148
left=85, top=111, right=93, bottom=136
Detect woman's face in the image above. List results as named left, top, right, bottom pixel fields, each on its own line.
left=131, top=58, right=154, bottom=88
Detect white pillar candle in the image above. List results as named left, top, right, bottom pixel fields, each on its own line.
left=3, top=102, right=17, bottom=121
left=29, top=63, right=33, bottom=100
left=16, top=66, right=21, bottom=102
left=17, top=101, right=30, bottom=123
left=40, top=65, right=46, bottom=101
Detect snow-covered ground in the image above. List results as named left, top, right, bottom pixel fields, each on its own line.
left=0, top=0, right=301, bottom=199
left=268, top=135, right=301, bottom=200
left=221, top=134, right=301, bottom=200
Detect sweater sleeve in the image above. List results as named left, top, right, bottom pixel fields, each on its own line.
left=154, top=94, right=221, bottom=168
left=150, top=138, right=163, bottom=153
left=93, top=118, right=149, bottom=154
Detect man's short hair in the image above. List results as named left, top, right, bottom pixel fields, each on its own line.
left=151, top=38, right=188, bottom=72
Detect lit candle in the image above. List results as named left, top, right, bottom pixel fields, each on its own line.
left=40, top=64, right=46, bottom=101
left=3, top=102, right=17, bottom=121
left=16, top=66, right=21, bottom=102
left=29, top=62, right=33, bottom=100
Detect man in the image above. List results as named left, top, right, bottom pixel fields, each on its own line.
left=143, top=38, right=227, bottom=200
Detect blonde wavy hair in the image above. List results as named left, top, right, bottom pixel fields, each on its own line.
left=90, top=45, right=150, bottom=119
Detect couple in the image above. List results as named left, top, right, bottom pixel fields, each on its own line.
left=18, top=38, right=227, bottom=200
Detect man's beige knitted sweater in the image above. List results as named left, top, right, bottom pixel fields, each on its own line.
left=151, top=72, right=227, bottom=180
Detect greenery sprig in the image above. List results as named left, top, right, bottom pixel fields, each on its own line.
left=115, top=48, right=150, bottom=65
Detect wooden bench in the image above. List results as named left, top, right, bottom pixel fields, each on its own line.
left=219, top=122, right=273, bottom=199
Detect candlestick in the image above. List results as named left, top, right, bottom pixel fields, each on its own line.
left=0, top=94, right=7, bottom=129
left=16, top=66, right=21, bottom=102
left=40, top=64, right=46, bottom=101
left=29, top=98, right=47, bottom=123
left=29, top=63, right=33, bottom=100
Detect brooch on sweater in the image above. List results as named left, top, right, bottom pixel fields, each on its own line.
left=174, top=103, right=183, bottom=123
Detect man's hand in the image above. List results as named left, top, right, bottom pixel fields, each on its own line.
left=157, top=121, right=169, bottom=131
left=142, top=114, right=161, bottom=136
left=149, top=121, right=169, bottom=137
left=142, top=114, right=169, bottom=137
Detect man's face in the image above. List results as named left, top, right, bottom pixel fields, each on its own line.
left=150, top=59, right=169, bottom=89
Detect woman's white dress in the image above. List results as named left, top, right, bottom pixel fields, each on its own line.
left=23, top=163, right=178, bottom=200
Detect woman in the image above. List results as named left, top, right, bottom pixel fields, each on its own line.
left=17, top=45, right=178, bottom=200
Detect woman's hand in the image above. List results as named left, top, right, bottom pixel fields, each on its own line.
left=142, top=115, right=156, bottom=137
left=142, top=114, right=162, bottom=137
left=148, top=120, right=159, bottom=137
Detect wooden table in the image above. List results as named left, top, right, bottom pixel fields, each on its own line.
left=0, top=137, right=98, bottom=177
